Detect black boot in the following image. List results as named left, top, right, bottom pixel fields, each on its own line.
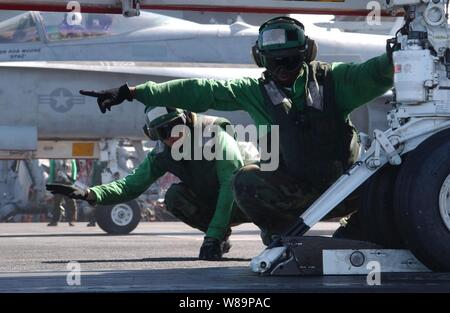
left=221, top=229, right=232, bottom=254
left=332, top=212, right=367, bottom=241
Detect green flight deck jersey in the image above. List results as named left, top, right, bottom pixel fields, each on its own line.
left=134, top=54, right=393, bottom=138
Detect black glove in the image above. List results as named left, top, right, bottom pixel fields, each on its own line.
left=46, top=183, right=88, bottom=200
left=79, top=83, right=133, bottom=113
left=198, top=237, right=224, bottom=261
left=386, top=38, right=399, bottom=65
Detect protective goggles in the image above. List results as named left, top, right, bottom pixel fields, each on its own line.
left=265, top=54, right=304, bottom=72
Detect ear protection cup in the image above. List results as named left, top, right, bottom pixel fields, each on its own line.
left=252, top=43, right=264, bottom=67
left=306, top=38, right=317, bottom=63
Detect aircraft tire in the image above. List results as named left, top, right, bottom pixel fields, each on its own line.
left=95, top=200, right=141, bottom=235
left=393, top=128, right=450, bottom=271
left=359, top=164, right=404, bottom=248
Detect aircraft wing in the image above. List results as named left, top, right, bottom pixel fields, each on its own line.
left=0, top=0, right=398, bottom=16
left=0, top=61, right=263, bottom=79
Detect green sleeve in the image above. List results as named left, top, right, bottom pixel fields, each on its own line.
left=49, top=159, right=55, bottom=184
left=332, top=53, right=394, bottom=118
left=135, top=78, right=261, bottom=113
left=71, top=159, right=77, bottom=183
left=90, top=151, right=166, bottom=205
left=205, top=130, right=244, bottom=240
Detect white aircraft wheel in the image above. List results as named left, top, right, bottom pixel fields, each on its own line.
left=393, top=128, right=450, bottom=271
left=95, top=200, right=141, bottom=235
left=439, top=174, right=450, bottom=233
left=359, top=164, right=404, bottom=248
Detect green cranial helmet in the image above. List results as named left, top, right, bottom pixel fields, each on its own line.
left=252, top=16, right=317, bottom=68
left=258, top=17, right=306, bottom=54
left=144, top=107, right=187, bottom=141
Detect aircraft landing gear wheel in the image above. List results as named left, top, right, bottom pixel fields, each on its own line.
left=359, top=164, right=404, bottom=248
left=95, top=200, right=141, bottom=235
left=393, top=129, right=450, bottom=271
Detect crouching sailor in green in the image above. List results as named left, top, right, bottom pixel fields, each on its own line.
left=47, top=108, right=250, bottom=260
left=78, top=16, right=394, bottom=245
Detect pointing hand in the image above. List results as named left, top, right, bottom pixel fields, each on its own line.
left=80, top=83, right=133, bottom=113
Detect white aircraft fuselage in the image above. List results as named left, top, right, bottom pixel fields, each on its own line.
left=0, top=11, right=390, bottom=149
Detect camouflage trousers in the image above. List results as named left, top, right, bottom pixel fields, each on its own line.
left=164, top=183, right=250, bottom=238
left=51, top=194, right=77, bottom=223
left=232, top=164, right=359, bottom=245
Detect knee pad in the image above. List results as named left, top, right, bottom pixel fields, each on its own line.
left=232, top=164, right=261, bottom=190
left=164, top=183, right=187, bottom=209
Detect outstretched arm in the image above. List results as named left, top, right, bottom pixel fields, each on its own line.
left=80, top=77, right=262, bottom=114
left=332, top=53, right=394, bottom=119
left=89, top=151, right=166, bottom=205
left=134, top=78, right=252, bottom=112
